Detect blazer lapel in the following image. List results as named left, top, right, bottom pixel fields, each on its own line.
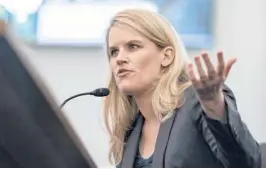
left=152, top=111, right=177, bottom=167
left=121, top=115, right=144, bottom=168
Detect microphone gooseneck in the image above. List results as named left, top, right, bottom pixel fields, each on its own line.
left=60, top=88, right=110, bottom=108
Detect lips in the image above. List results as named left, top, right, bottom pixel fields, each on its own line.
left=117, top=68, right=132, bottom=77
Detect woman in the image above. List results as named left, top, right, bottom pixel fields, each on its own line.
left=103, top=9, right=261, bottom=168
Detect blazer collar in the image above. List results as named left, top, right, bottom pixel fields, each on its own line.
left=121, top=114, right=144, bottom=167
left=121, top=111, right=177, bottom=168
left=152, top=112, right=176, bottom=167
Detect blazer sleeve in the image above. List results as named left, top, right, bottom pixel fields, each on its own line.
left=192, top=85, right=261, bottom=167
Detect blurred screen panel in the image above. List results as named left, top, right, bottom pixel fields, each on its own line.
left=0, top=6, right=8, bottom=21
left=36, top=1, right=158, bottom=47
left=9, top=13, right=37, bottom=43
left=3, top=0, right=214, bottom=49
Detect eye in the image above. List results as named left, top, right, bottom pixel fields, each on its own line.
left=128, top=44, right=139, bottom=50
left=110, top=49, right=119, bottom=57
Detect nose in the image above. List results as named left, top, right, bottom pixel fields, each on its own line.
left=116, top=50, right=128, bottom=65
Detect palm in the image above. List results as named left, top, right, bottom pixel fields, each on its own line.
left=186, top=51, right=237, bottom=102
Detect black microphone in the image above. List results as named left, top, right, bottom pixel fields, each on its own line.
left=60, top=88, right=110, bottom=108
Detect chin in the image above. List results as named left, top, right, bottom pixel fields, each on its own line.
left=117, top=83, right=137, bottom=96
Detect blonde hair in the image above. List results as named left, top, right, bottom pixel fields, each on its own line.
left=103, top=9, right=191, bottom=165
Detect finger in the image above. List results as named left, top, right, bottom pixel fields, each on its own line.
left=224, top=58, right=237, bottom=78
left=202, top=52, right=216, bottom=78
left=186, top=63, right=198, bottom=84
left=194, top=56, right=207, bottom=81
left=217, top=51, right=225, bottom=77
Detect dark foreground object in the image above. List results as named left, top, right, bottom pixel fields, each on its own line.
left=0, top=21, right=97, bottom=168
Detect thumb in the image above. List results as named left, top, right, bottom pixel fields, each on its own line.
left=224, top=58, right=237, bottom=78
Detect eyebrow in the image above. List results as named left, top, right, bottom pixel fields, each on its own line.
left=108, top=40, right=143, bottom=50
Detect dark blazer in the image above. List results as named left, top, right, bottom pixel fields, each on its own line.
left=117, top=85, right=261, bottom=168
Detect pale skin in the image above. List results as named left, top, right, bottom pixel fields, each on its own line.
left=108, top=25, right=237, bottom=159
left=187, top=52, right=237, bottom=121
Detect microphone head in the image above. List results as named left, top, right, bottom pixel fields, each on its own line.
left=91, top=88, right=110, bottom=97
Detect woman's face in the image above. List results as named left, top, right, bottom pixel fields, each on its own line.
left=108, top=25, right=166, bottom=96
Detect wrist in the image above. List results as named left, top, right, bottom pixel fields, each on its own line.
left=201, top=92, right=226, bottom=119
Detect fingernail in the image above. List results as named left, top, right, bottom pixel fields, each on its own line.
left=201, top=52, right=208, bottom=56
left=217, top=51, right=223, bottom=55
left=194, top=56, right=200, bottom=60
left=187, top=63, right=193, bottom=68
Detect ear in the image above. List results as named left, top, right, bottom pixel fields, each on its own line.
left=161, top=46, right=174, bottom=67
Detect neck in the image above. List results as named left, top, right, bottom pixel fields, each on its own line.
left=133, top=90, right=159, bottom=124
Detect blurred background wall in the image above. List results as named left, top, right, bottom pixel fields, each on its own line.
left=1, top=0, right=266, bottom=167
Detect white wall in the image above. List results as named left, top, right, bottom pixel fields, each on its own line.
left=19, top=0, right=266, bottom=167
